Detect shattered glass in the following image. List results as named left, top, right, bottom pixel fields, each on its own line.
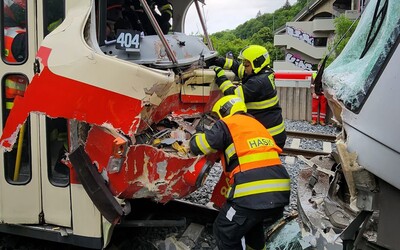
left=266, top=220, right=302, bottom=250
left=323, top=0, right=400, bottom=110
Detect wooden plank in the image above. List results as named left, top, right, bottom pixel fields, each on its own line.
left=298, top=88, right=307, bottom=121
left=293, top=87, right=301, bottom=120
left=287, top=88, right=294, bottom=119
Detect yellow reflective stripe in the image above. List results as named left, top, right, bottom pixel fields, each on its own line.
left=224, top=143, right=236, bottom=164
left=5, top=80, right=26, bottom=91
left=6, top=102, right=14, bottom=110
left=246, top=95, right=278, bottom=110
left=268, top=74, right=276, bottom=90
left=164, top=9, right=173, bottom=17
left=224, top=58, right=233, bottom=69
left=267, top=121, right=285, bottom=136
left=195, top=134, right=217, bottom=154
left=233, top=179, right=290, bottom=198
left=238, top=64, right=245, bottom=79
left=312, top=72, right=317, bottom=80
left=238, top=151, right=279, bottom=165
left=219, top=80, right=234, bottom=93
left=160, top=4, right=173, bottom=11
left=216, top=69, right=225, bottom=78
left=234, top=86, right=244, bottom=100
left=48, top=18, right=62, bottom=32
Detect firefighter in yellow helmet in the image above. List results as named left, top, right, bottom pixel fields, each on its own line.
left=190, top=95, right=290, bottom=250
left=212, top=45, right=287, bottom=149
left=214, top=45, right=286, bottom=148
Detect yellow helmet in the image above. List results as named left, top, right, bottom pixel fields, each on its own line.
left=238, top=45, right=270, bottom=74
left=212, top=95, right=247, bottom=119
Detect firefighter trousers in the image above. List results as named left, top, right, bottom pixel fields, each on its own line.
left=213, top=201, right=284, bottom=250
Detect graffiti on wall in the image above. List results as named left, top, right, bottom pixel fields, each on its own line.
left=287, top=26, right=314, bottom=46
left=286, top=53, right=313, bottom=71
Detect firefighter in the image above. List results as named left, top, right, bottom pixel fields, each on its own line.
left=111, top=0, right=173, bottom=35
left=189, top=95, right=291, bottom=250
left=212, top=45, right=287, bottom=149
left=311, top=71, right=327, bottom=126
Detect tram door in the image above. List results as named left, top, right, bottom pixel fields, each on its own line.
left=0, top=0, right=71, bottom=227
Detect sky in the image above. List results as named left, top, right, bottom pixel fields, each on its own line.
left=185, top=0, right=298, bottom=35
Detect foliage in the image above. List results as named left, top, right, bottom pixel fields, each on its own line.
left=209, top=0, right=308, bottom=62
left=325, top=15, right=359, bottom=66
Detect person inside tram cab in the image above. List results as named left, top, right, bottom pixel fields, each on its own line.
left=106, top=0, right=173, bottom=38
left=3, top=0, right=27, bottom=63
left=128, top=0, right=173, bottom=35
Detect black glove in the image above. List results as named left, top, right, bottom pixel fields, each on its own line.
left=213, top=66, right=229, bottom=87
left=214, top=57, right=226, bottom=68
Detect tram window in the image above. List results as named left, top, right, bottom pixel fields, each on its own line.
left=46, top=117, right=69, bottom=187
left=43, top=0, right=65, bottom=37
left=2, top=74, right=31, bottom=184
left=2, top=0, right=28, bottom=64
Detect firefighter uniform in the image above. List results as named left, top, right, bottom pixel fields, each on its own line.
left=214, top=55, right=246, bottom=80
left=311, top=72, right=327, bottom=125
left=190, top=96, right=290, bottom=250
left=214, top=45, right=286, bottom=148
left=213, top=49, right=287, bottom=149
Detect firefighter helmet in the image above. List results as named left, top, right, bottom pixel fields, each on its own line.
left=238, top=45, right=270, bottom=74
left=212, top=95, right=247, bottom=119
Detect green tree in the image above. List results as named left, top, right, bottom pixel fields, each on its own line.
left=325, top=15, right=358, bottom=66
left=249, top=27, right=273, bottom=44
left=209, top=0, right=308, bottom=61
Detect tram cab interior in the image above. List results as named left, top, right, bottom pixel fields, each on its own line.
left=97, top=0, right=217, bottom=69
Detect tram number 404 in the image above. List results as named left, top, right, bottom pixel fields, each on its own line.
left=116, top=29, right=141, bottom=52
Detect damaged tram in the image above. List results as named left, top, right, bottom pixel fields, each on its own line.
left=291, top=0, right=400, bottom=249
left=0, top=0, right=225, bottom=248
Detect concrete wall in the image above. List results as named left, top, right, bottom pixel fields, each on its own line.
left=276, top=82, right=333, bottom=123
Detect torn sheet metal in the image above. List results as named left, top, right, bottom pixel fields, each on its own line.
left=84, top=125, right=210, bottom=203
left=296, top=156, right=350, bottom=249
left=0, top=47, right=142, bottom=150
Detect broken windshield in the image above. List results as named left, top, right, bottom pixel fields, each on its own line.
left=323, top=0, right=400, bottom=112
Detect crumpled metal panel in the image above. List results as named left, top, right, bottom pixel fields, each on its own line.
left=84, top=126, right=207, bottom=203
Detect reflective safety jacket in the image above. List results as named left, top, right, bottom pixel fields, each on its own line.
left=4, top=27, right=26, bottom=63
left=218, top=67, right=287, bottom=149
left=4, top=75, right=27, bottom=110
left=189, top=114, right=290, bottom=210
